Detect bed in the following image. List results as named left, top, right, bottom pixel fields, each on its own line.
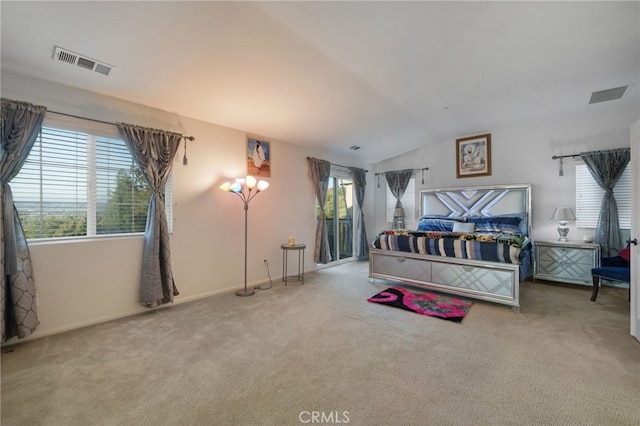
left=369, top=184, right=532, bottom=308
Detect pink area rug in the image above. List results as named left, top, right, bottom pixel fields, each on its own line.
left=367, top=286, right=472, bottom=323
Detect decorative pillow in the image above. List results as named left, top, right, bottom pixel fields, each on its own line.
left=467, top=216, right=522, bottom=233
left=417, top=218, right=458, bottom=232
left=618, top=245, right=631, bottom=261
left=452, top=222, right=475, bottom=233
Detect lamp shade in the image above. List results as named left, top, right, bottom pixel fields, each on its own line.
left=551, top=207, right=576, bottom=221
left=245, top=175, right=257, bottom=189
left=230, top=182, right=242, bottom=193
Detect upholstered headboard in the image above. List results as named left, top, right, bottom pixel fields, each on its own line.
left=419, top=184, right=532, bottom=236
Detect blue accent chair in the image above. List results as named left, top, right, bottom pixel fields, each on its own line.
left=591, top=253, right=630, bottom=302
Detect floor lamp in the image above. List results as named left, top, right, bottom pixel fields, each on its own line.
left=219, top=175, right=270, bottom=296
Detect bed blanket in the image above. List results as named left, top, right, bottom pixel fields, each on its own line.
left=373, top=230, right=530, bottom=264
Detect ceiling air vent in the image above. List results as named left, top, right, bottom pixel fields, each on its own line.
left=52, top=46, right=115, bottom=77
left=589, top=86, right=627, bottom=104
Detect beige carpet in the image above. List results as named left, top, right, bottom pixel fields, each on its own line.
left=2, top=261, right=638, bottom=425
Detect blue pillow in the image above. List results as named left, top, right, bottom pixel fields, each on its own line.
left=417, top=218, right=458, bottom=231
left=467, top=216, right=522, bottom=233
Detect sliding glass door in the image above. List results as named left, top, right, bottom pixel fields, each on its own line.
left=323, top=173, right=354, bottom=263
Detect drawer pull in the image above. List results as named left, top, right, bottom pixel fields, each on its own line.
left=395, top=257, right=406, bottom=263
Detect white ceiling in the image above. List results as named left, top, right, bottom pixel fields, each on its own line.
left=2, top=1, right=639, bottom=164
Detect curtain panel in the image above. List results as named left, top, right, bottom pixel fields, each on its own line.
left=384, top=169, right=413, bottom=209
left=308, top=157, right=332, bottom=264
left=350, top=167, right=368, bottom=260
left=1, top=98, right=46, bottom=342
left=580, top=148, right=630, bottom=257
left=117, top=123, right=182, bottom=307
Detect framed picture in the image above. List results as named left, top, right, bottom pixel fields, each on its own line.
left=247, top=137, right=270, bottom=177
left=456, top=133, right=491, bottom=178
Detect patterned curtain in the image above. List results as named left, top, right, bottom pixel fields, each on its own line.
left=308, top=157, right=331, bottom=264
left=1, top=98, right=46, bottom=342
left=385, top=169, right=413, bottom=209
left=580, top=148, right=630, bottom=256
left=349, top=167, right=368, bottom=260
left=117, top=123, right=182, bottom=307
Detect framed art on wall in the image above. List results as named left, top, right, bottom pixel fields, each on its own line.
left=247, top=137, right=271, bottom=177
left=456, top=133, right=491, bottom=178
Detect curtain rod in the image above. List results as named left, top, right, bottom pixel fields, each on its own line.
left=551, top=154, right=580, bottom=160
left=306, top=157, right=368, bottom=173
left=50, top=109, right=115, bottom=126
left=552, top=147, right=629, bottom=161
left=374, top=167, right=429, bottom=176
left=375, top=167, right=429, bottom=186
left=48, top=109, right=195, bottom=141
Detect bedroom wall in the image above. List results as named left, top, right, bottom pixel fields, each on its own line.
left=373, top=99, right=639, bottom=242
left=1, top=70, right=374, bottom=340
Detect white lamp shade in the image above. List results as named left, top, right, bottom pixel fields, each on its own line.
left=551, top=207, right=576, bottom=221
left=257, top=180, right=270, bottom=191
left=245, top=175, right=257, bottom=189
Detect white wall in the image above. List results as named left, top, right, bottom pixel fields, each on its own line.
left=373, top=102, right=638, bottom=242
left=2, top=71, right=374, bottom=340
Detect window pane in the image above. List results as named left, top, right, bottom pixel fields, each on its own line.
left=94, top=136, right=151, bottom=234
left=13, top=128, right=88, bottom=238
left=575, top=163, right=631, bottom=229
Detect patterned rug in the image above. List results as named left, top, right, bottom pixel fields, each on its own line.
left=367, top=286, right=472, bottom=323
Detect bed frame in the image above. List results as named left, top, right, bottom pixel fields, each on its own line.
left=369, top=184, right=532, bottom=308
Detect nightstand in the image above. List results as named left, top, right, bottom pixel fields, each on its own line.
left=281, top=243, right=305, bottom=285
left=534, top=240, right=601, bottom=286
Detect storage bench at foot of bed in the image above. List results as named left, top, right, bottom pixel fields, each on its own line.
left=369, top=249, right=520, bottom=308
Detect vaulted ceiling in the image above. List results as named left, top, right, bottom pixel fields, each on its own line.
left=2, top=1, right=639, bottom=163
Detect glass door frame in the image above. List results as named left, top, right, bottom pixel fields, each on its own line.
left=321, top=168, right=355, bottom=265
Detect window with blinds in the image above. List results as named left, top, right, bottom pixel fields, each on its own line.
left=575, top=163, right=631, bottom=229
left=10, top=113, right=172, bottom=240
left=386, top=177, right=416, bottom=227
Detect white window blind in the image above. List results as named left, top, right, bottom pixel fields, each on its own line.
left=386, top=177, right=416, bottom=226
left=10, top=113, right=173, bottom=240
left=575, top=163, right=631, bottom=229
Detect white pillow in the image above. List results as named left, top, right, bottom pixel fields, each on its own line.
left=453, top=222, right=475, bottom=233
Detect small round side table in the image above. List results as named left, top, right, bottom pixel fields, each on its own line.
left=281, top=243, right=305, bottom=285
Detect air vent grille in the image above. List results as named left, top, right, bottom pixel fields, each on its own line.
left=56, top=50, right=78, bottom=65
left=94, top=63, right=112, bottom=76
left=589, top=86, right=627, bottom=104
left=76, top=56, right=96, bottom=71
left=52, top=46, right=115, bottom=77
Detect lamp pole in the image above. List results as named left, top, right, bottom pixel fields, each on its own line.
left=240, top=199, right=252, bottom=296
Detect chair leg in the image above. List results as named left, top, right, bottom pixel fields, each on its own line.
left=591, top=276, right=600, bottom=302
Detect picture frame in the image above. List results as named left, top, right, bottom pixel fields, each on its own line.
left=247, top=137, right=271, bottom=177
left=456, top=133, right=491, bottom=178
